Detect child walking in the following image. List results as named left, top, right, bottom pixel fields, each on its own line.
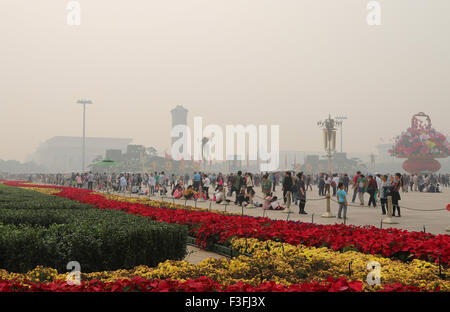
left=336, top=182, right=348, bottom=220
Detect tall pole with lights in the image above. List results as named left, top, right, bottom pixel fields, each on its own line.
left=317, top=115, right=338, bottom=218
left=77, top=99, right=93, bottom=173
left=317, top=115, right=339, bottom=173
left=335, top=116, right=347, bottom=153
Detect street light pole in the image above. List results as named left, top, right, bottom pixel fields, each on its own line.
left=335, top=116, right=347, bottom=153
left=77, top=99, right=93, bottom=173
left=317, top=115, right=338, bottom=174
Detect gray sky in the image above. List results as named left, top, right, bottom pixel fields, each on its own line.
left=1, top=0, right=449, bottom=162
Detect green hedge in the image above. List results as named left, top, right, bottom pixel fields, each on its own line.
left=0, top=185, right=187, bottom=273
left=0, top=185, right=93, bottom=210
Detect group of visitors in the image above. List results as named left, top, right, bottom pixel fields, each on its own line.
left=3, top=170, right=449, bottom=221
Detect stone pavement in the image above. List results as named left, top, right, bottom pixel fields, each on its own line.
left=124, top=185, right=450, bottom=235
left=184, top=245, right=225, bottom=265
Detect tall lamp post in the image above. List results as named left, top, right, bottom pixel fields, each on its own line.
left=317, top=115, right=338, bottom=173
left=77, top=99, right=93, bottom=173
left=335, top=116, right=347, bottom=153
left=370, top=153, right=375, bottom=170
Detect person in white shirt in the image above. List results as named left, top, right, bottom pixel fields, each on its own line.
left=159, top=172, right=167, bottom=195
left=214, top=185, right=224, bottom=204
left=413, top=174, right=419, bottom=191
left=375, top=173, right=382, bottom=206
left=324, top=174, right=332, bottom=195
left=148, top=173, right=156, bottom=195
left=202, top=174, right=211, bottom=199
left=246, top=173, right=255, bottom=206
left=119, top=175, right=127, bottom=192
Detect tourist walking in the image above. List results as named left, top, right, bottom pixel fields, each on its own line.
left=379, top=175, right=390, bottom=215
left=261, top=174, right=272, bottom=197
left=148, top=173, right=156, bottom=195
left=297, top=172, right=307, bottom=214
left=87, top=171, right=94, bottom=190
left=324, top=174, right=331, bottom=195
left=119, top=175, right=127, bottom=192
left=391, top=173, right=402, bottom=217
left=282, top=172, right=293, bottom=212
left=367, top=174, right=378, bottom=207
left=202, top=174, right=210, bottom=199
left=332, top=174, right=339, bottom=196
left=306, top=174, right=313, bottom=191
left=245, top=173, right=255, bottom=206
left=336, top=182, right=348, bottom=219
left=352, top=171, right=361, bottom=203
left=358, top=174, right=367, bottom=205
left=233, top=171, right=245, bottom=205
left=318, top=174, right=325, bottom=196
left=76, top=173, right=82, bottom=188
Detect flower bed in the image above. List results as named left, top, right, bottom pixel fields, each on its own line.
left=4, top=181, right=449, bottom=266
left=0, top=184, right=187, bottom=273
left=99, top=193, right=238, bottom=215
left=0, top=276, right=382, bottom=292
left=1, top=181, right=448, bottom=292
left=1, top=237, right=446, bottom=291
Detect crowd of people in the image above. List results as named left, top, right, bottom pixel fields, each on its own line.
left=2, top=171, right=448, bottom=220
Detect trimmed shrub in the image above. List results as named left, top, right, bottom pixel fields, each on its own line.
left=0, top=185, right=187, bottom=273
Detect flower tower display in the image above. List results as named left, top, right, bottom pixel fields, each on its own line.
left=390, top=112, right=450, bottom=174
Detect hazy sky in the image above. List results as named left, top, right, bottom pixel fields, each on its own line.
left=1, top=0, right=449, bottom=162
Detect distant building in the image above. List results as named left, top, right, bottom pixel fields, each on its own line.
left=170, top=105, right=188, bottom=157
left=31, top=136, right=132, bottom=172
left=125, top=145, right=146, bottom=161
left=105, top=149, right=123, bottom=162
left=303, top=152, right=362, bottom=173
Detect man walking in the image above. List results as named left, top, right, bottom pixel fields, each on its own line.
left=352, top=171, right=361, bottom=203
left=282, top=171, right=293, bottom=212
left=87, top=171, right=94, bottom=190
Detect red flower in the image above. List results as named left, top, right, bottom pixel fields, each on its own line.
left=3, top=181, right=450, bottom=266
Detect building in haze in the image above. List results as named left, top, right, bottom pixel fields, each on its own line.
left=30, top=136, right=132, bottom=173
left=170, top=105, right=188, bottom=158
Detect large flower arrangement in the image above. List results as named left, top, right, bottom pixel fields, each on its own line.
left=390, top=113, right=450, bottom=158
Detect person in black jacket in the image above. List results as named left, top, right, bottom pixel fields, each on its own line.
left=282, top=171, right=293, bottom=211
left=297, top=172, right=307, bottom=214
left=233, top=171, right=245, bottom=205
left=391, top=173, right=402, bottom=217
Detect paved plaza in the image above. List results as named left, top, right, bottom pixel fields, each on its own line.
left=125, top=185, right=450, bottom=235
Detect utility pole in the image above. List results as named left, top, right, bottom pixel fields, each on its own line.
left=77, top=99, right=93, bottom=173
left=335, top=116, right=347, bottom=153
